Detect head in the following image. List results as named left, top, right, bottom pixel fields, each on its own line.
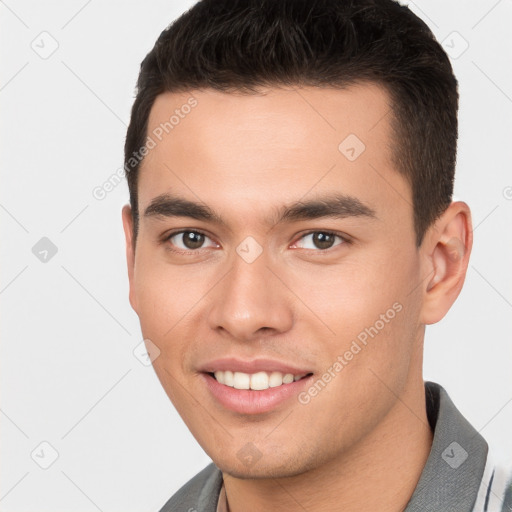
left=122, top=0, right=472, bottom=479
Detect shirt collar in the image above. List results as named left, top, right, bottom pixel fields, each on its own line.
left=404, top=381, right=488, bottom=511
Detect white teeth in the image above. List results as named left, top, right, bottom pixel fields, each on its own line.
left=250, top=371, right=269, bottom=390
left=268, top=371, right=283, bottom=387
left=282, top=373, right=294, bottom=384
left=233, top=372, right=250, bottom=390
left=224, top=370, right=234, bottom=386
left=212, top=370, right=308, bottom=390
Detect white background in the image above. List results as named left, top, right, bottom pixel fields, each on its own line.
left=1, top=1, right=511, bottom=511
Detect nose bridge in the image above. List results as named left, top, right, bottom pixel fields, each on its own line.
left=207, top=242, right=294, bottom=339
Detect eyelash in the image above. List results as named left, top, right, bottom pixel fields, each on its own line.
left=162, top=229, right=350, bottom=253
left=291, top=230, right=350, bottom=251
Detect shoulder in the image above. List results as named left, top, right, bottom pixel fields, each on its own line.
left=158, top=463, right=223, bottom=512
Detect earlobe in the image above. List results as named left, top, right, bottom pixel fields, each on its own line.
left=420, top=202, right=473, bottom=324
left=121, top=204, right=138, bottom=313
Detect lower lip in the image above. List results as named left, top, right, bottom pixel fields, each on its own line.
left=202, top=373, right=313, bottom=414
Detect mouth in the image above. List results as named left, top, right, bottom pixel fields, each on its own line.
left=200, top=365, right=314, bottom=415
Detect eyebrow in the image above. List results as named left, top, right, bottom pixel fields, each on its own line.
left=143, top=193, right=377, bottom=227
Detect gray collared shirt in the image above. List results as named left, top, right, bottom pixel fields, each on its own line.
left=158, top=381, right=512, bottom=512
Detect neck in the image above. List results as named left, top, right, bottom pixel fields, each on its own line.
left=223, top=377, right=433, bottom=512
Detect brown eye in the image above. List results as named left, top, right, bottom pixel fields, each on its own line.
left=167, top=230, right=216, bottom=251
left=182, top=231, right=205, bottom=249
left=312, top=232, right=336, bottom=249
left=295, top=231, right=345, bottom=250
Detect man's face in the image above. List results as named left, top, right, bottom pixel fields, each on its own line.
left=123, top=84, right=428, bottom=478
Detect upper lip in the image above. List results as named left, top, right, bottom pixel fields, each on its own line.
left=199, top=357, right=313, bottom=375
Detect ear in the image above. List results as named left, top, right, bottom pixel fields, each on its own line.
left=419, top=201, right=473, bottom=325
left=121, top=204, right=138, bottom=313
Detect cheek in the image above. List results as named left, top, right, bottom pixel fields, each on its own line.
left=132, top=254, right=216, bottom=379
left=286, top=254, right=406, bottom=336
left=287, top=251, right=420, bottom=386
left=133, top=251, right=202, bottom=333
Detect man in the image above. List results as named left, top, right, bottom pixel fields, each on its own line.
left=121, top=0, right=511, bottom=510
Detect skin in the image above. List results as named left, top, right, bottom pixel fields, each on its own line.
left=122, top=83, right=473, bottom=512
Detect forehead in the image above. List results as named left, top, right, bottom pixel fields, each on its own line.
left=145, top=84, right=392, bottom=161
left=138, top=84, right=412, bottom=232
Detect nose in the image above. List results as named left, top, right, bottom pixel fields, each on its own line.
left=207, top=246, right=295, bottom=342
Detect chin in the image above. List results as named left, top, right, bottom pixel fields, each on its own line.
left=220, top=465, right=299, bottom=480
left=214, top=452, right=320, bottom=480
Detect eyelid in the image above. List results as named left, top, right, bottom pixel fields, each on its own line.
left=163, top=229, right=219, bottom=251
left=161, top=228, right=351, bottom=253
left=290, top=230, right=350, bottom=250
